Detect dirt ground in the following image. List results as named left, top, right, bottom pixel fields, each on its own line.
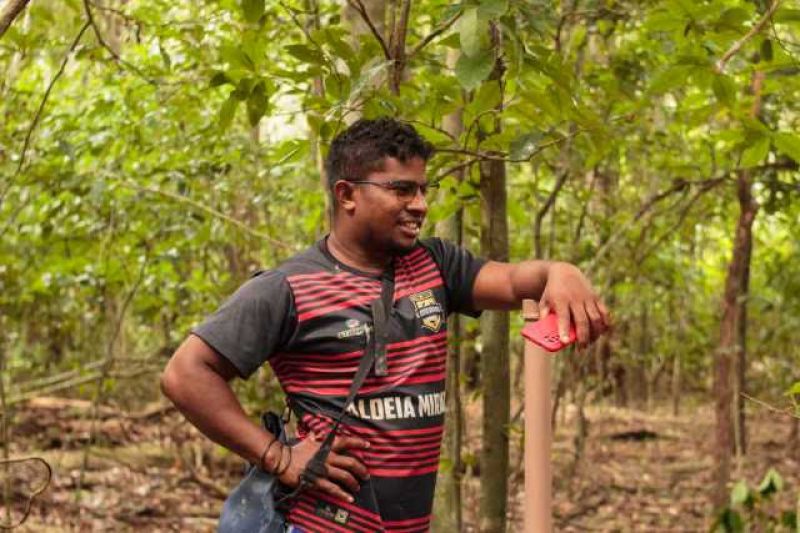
left=4, top=396, right=798, bottom=532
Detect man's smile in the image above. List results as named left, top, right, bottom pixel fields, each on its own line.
left=399, top=219, right=422, bottom=237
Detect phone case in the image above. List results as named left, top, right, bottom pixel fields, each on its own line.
left=521, top=313, right=577, bottom=352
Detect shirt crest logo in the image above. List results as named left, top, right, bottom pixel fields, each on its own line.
left=409, top=290, right=444, bottom=332
left=337, top=319, right=366, bottom=339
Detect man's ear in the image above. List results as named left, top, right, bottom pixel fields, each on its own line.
left=333, top=180, right=357, bottom=213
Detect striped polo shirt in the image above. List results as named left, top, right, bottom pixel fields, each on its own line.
left=194, top=237, right=485, bottom=532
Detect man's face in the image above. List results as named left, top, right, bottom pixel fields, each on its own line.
left=345, top=156, right=429, bottom=254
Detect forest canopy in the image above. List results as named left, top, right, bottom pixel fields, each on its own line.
left=1, top=0, right=799, bottom=530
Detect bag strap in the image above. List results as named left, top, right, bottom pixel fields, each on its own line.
left=279, top=273, right=394, bottom=502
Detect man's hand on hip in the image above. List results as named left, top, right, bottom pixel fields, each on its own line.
left=274, top=433, right=371, bottom=503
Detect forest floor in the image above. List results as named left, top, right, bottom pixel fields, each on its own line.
left=5, top=396, right=799, bottom=532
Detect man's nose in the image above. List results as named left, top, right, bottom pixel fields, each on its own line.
left=406, top=187, right=427, bottom=214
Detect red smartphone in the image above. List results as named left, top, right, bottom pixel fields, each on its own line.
left=521, top=313, right=577, bottom=352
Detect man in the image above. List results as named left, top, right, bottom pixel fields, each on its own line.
left=161, top=117, right=609, bottom=532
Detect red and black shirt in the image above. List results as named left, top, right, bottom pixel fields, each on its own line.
left=194, top=237, right=485, bottom=532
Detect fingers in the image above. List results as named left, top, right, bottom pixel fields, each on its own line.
left=329, top=450, right=369, bottom=481
left=597, top=300, right=611, bottom=329
left=538, top=302, right=549, bottom=319
left=325, top=464, right=361, bottom=493
left=331, top=435, right=370, bottom=453
left=315, top=477, right=356, bottom=503
left=569, top=301, right=590, bottom=347
left=553, top=301, right=571, bottom=344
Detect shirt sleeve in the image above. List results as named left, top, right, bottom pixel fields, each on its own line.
left=420, top=237, right=487, bottom=317
left=191, top=269, right=295, bottom=378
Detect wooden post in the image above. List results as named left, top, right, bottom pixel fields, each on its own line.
left=522, top=299, right=552, bottom=533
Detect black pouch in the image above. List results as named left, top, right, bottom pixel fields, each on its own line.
left=217, top=412, right=289, bottom=533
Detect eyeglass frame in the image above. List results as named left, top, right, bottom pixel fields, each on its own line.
left=344, top=179, right=438, bottom=200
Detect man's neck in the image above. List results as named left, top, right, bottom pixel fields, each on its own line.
left=326, top=230, right=391, bottom=275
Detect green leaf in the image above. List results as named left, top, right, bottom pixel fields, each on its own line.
left=780, top=510, right=797, bottom=529
left=468, top=82, right=502, bottom=116
left=459, top=7, right=486, bottom=58
left=209, top=71, right=232, bottom=88
left=786, top=381, right=800, bottom=396
left=219, top=94, right=238, bottom=131
left=740, top=136, right=770, bottom=168
left=712, top=74, right=736, bottom=107
left=715, top=509, right=744, bottom=533
left=158, top=43, right=172, bottom=70
left=232, top=78, right=254, bottom=100
left=411, top=123, right=453, bottom=146
left=321, top=29, right=355, bottom=64
left=241, top=0, right=265, bottom=24
left=509, top=132, right=543, bottom=160
left=455, top=49, right=495, bottom=91
left=220, top=44, right=256, bottom=71
left=756, top=468, right=783, bottom=497
left=478, top=0, right=508, bottom=19
left=246, top=81, right=268, bottom=127
left=648, top=66, right=692, bottom=95
left=285, top=43, right=326, bottom=66
left=773, top=132, right=800, bottom=163
left=774, top=8, right=800, bottom=23
left=715, top=7, right=751, bottom=31
left=273, top=139, right=309, bottom=165
left=730, top=480, right=749, bottom=506
left=760, top=39, right=773, bottom=62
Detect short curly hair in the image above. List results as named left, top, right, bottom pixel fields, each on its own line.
left=325, top=118, right=434, bottom=195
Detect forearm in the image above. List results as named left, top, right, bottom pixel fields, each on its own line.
left=161, top=341, right=272, bottom=467
left=473, top=259, right=557, bottom=309
left=508, top=260, right=556, bottom=304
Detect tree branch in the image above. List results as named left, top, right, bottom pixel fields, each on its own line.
left=82, top=0, right=156, bottom=84
left=742, top=392, right=800, bottom=420
left=584, top=176, right=729, bottom=272
left=715, top=0, right=782, bottom=73
left=121, top=182, right=293, bottom=250
left=12, top=21, right=91, bottom=180
left=345, top=0, right=391, bottom=60
left=408, top=11, right=461, bottom=60
left=0, top=0, right=31, bottom=39
left=86, top=0, right=140, bottom=26
left=436, top=130, right=581, bottom=163
left=534, top=170, right=569, bottom=258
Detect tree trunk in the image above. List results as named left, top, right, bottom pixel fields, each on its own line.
left=478, top=23, right=509, bottom=533
left=713, top=70, right=763, bottom=508
left=305, top=0, right=329, bottom=231
left=388, top=0, right=411, bottom=94
left=713, top=171, right=758, bottom=508
left=733, top=189, right=753, bottom=457
left=788, top=417, right=799, bottom=455
left=432, top=58, right=465, bottom=531
left=635, top=302, right=649, bottom=409
left=0, top=0, right=31, bottom=39
left=671, top=296, right=684, bottom=416
left=341, top=0, right=387, bottom=104
left=461, top=325, right=480, bottom=391
left=671, top=350, right=681, bottom=417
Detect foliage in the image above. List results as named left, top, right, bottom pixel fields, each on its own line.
left=713, top=469, right=798, bottom=532
left=0, top=0, right=799, bottom=525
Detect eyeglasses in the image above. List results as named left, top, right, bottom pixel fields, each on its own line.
left=347, top=179, right=437, bottom=201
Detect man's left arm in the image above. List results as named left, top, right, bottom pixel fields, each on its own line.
left=472, top=260, right=610, bottom=347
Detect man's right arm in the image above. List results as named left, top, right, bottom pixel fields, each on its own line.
left=161, top=334, right=371, bottom=501
left=161, top=334, right=271, bottom=468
